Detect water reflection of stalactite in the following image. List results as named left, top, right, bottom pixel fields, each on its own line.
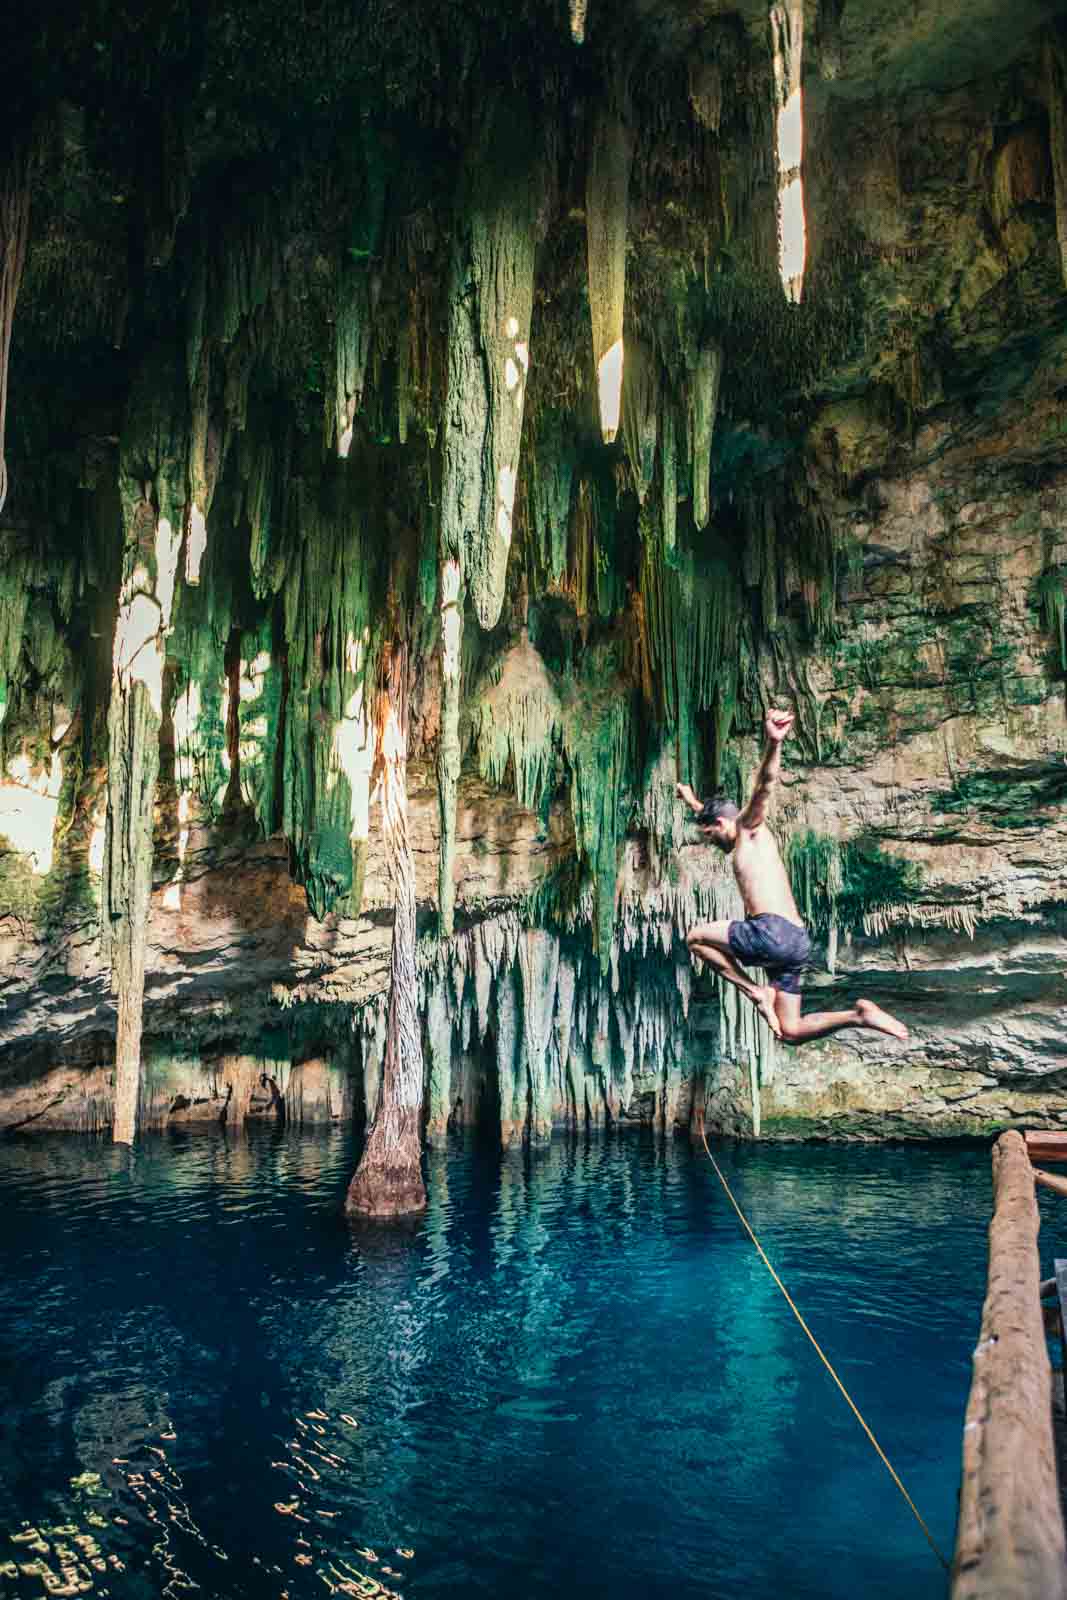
left=422, top=1148, right=454, bottom=1291
left=494, top=1150, right=571, bottom=1391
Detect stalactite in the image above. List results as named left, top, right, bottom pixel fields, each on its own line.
left=1038, top=570, right=1066, bottom=672
left=752, top=497, right=779, bottom=630
left=0, top=543, right=33, bottom=730
left=689, top=340, right=723, bottom=531
left=717, top=977, right=775, bottom=1134
left=554, top=951, right=578, bottom=1114
left=334, top=118, right=389, bottom=456
left=334, top=266, right=376, bottom=457
left=586, top=74, right=633, bottom=444
left=423, top=977, right=453, bottom=1146
left=0, top=144, right=30, bottom=517
left=614, top=987, right=636, bottom=1118
left=103, top=357, right=188, bottom=1144
left=470, top=628, right=562, bottom=809
left=357, top=997, right=388, bottom=1127
left=185, top=347, right=216, bottom=586
left=345, top=635, right=426, bottom=1217
left=1045, top=25, right=1067, bottom=289
left=622, top=341, right=659, bottom=504
left=518, top=928, right=560, bottom=1143
left=638, top=533, right=740, bottom=791
left=279, top=469, right=378, bottom=920
left=235, top=619, right=283, bottom=833
left=404, top=897, right=718, bottom=1147
left=242, top=426, right=284, bottom=601
left=661, top=398, right=678, bottom=560
left=635, top=744, right=684, bottom=878
left=495, top=959, right=524, bottom=1146
left=440, top=97, right=542, bottom=631
left=569, top=0, right=588, bottom=45
left=167, top=532, right=235, bottom=823
left=689, top=60, right=723, bottom=133
left=528, top=411, right=575, bottom=586
left=561, top=645, right=633, bottom=971
left=437, top=98, right=543, bottom=933
left=771, top=0, right=807, bottom=302
left=437, top=552, right=463, bottom=937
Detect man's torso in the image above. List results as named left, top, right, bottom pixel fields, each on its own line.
left=731, top=826, right=803, bottom=926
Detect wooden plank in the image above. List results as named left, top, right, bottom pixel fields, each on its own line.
left=952, top=1131, right=1067, bottom=1600
left=1026, top=1131, right=1067, bottom=1165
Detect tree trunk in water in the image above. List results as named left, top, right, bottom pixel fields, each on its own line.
left=345, top=640, right=426, bottom=1217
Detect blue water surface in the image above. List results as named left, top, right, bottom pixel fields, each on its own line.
left=0, top=1130, right=1001, bottom=1600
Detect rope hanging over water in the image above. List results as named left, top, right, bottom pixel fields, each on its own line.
left=700, top=1131, right=951, bottom=1573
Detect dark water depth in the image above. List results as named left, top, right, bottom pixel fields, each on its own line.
left=0, top=1131, right=1005, bottom=1600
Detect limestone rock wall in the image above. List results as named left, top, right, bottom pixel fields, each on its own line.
left=0, top=5, right=1065, bottom=1143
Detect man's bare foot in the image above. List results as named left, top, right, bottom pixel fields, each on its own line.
left=752, top=987, right=782, bottom=1038
left=856, top=999, right=909, bottom=1042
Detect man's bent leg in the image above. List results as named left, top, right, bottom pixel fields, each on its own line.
left=687, top=925, right=782, bottom=1038
left=774, top=992, right=909, bottom=1045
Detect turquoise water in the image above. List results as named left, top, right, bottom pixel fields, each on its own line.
left=0, top=1131, right=1004, bottom=1599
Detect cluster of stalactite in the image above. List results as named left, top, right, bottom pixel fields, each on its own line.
left=4, top=1, right=1064, bottom=1178
left=349, top=866, right=778, bottom=1145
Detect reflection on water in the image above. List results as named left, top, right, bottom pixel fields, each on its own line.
left=0, top=1129, right=996, bottom=1599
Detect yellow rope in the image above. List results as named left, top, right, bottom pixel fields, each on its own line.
left=700, top=1130, right=951, bottom=1573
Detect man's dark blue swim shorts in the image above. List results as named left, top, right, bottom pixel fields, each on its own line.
left=727, top=913, right=812, bottom=995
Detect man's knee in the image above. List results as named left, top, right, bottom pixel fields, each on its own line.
left=772, top=994, right=802, bottom=1043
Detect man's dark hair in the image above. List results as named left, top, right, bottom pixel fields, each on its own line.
left=695, top=793, right=740, bottom=825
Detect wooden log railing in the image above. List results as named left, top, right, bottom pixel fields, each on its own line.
left=952, top=1130, right=1067, bottom=1600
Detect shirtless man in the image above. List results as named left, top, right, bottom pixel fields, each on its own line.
left=677, top=709, right=909, bottom=1046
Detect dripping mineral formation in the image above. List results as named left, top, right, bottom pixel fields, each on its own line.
left=0, top=0, right=1064, bottom=1169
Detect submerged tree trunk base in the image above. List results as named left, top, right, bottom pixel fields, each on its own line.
left=345, top=1159, right=426, bottom=1218
left=344, top=636, right=427, bottom=1220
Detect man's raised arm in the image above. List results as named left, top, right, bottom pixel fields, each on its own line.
left=675, top=781, right=705, bottom=816
left=739, top=709, right=794, bottom=830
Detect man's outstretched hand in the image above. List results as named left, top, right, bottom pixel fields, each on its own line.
left=764, top=708, right=795, bottom=745
left=676, top=781, right=701, bottom=812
